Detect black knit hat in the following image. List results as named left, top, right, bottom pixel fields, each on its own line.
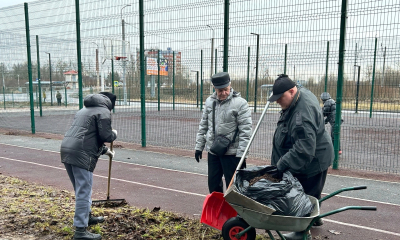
left=100, top=91, right=117, bottom=109
left=211, top=72, right=231, bottom=89
left=268, top=74, right=296, bottom=102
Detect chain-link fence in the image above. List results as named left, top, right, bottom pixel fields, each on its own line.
left=0, top=0, right=399, bottom=174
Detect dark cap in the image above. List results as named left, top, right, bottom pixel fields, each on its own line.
left=100, top=91, right=117, bottom=109
left=211, top=72, right=231, bottom=89
left=268, top=74, right=296, bottom=102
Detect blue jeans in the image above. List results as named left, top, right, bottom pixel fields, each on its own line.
left=64, top=163, right=93, bottom=227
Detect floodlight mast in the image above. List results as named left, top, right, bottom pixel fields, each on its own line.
left=121, top=4, right=131, bottom=105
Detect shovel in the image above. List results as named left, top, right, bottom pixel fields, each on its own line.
left=200, top=94, right=273, bottom=229
left=92, top=141, right=127, bottom=207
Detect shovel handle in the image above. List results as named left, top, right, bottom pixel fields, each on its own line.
left=106, top=141, right=114, bottom=200
left=227, top=94, right=273, bottom=190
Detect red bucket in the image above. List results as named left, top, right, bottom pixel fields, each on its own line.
left=200, top=192, right=238, bottom=230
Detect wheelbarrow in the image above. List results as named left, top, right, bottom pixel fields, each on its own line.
left=200, top=94, right=377, bottom=239
left=222, top=185, right=377, bottom=240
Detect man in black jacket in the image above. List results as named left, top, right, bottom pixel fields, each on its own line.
left=321, top=92, right=342, bottom=154
left=269, top=75, right=334, bottom=240
left=61, top=92, right=117, bottom=240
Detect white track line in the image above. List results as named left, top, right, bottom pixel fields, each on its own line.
left=324, top=219, right=400, bottom=237
left=0, top=156, right=206, bottom=197
left=1, top=142, right=399, bottom=205
left=1, top=156, right=400, bottom=237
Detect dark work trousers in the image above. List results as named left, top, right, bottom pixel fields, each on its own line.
left=64, top=163, right=93, bottom=227
left=207, top=153, right=246, bottom=193
left=330, top=123, right=341, bottom=151
left=295, top=169, right=328, bottom=201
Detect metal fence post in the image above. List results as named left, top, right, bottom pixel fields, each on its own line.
left=201, top=50, right=203, bottom=111
left=24, top=3, right=35, bottom=134
left=65, top=86, right=67, bottom=107
left=355, top=66, right=361, bottom=113
left=246, top=46, right=250, bottom=102
left=215, top=49, right=217, bottom=74
left=139, top=0, right=146, bottom=147
left=284, top=44, right=287, bottom=74
left=112, top=57, right=115, bottom=113
left=157, top=49, right=160, bottom=111
left=333, top=0, right=348, bottom=170
left=173, top=51, right=175, bottom=110
left=325, top=41, right=329, bottom=92
left=223, top=0, right=229, bottom=72
left=370, top=37, right=378, bottom=118
left=196, top=71, right=199, bottom=108
left=36, top=35, right=42, bottom=117
left=2, top=86, right=5, bottom=110
left=75, top=0, right=83, bottom=109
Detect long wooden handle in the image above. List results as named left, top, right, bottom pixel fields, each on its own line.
left=106, top=141, right=113, bottom=200
left=227, top=94, right=273, bottom=190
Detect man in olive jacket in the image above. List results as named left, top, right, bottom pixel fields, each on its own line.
left=61, top=92, right=117, bottom=240
left=195, top=72, right=252, bottom=193
left=269, top=75, right=333, bottom=238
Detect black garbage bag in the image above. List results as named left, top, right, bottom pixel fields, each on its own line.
left=234, top=165, right=314, bottom=217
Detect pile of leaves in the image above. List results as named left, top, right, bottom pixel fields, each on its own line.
left=0, top=175, right=272, bottom=240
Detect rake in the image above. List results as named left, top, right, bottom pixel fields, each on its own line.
left=92, top=141, right=127, bottom=207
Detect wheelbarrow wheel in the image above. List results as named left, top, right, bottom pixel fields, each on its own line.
left=222, top=217, right=256, bottom=240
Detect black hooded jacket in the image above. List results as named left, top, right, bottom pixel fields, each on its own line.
left=60, top=94, right=117, bottom=172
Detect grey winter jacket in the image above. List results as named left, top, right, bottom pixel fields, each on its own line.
left=195, top=88, right=252, bottom=157
left=60, top=94, right=117, bottom=172
left=271, top=87, right=334, bottom=178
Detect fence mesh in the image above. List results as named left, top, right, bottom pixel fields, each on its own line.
left=0, top=0, right=399, bottom=174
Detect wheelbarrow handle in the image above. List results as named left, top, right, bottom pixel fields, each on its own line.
left=319, top=186, right=367, bottom=203
left=227, top=93, right=273, bottom=189
left=353, top=186, right=367, bottom=190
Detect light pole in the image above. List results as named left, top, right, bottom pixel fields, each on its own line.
left=381, top=44, right=386, bottom=88
left=121, top=4, right=131, bottom=105
left=45, top=52, right=53, bottom=106
left=92, top=42, right=100, bottom=90
left=251, top=32, right=260, bottom=113
left=207, top=25, right=214, bottom=94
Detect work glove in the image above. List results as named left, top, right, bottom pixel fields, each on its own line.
left=105, top=149, right=115, bottom=158
left=112, top=129, right=118, bottom=136
left=195, top=150, right=202, bottom=163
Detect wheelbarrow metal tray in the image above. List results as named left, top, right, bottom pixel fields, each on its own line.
left=224, top=186, right=276, bottom=215
left=229, top=196, right=319, bottom=232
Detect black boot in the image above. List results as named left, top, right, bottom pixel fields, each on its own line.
left=74, top=227, right=102, bottom=240
left=313, top=218, right=324, bottom=226
left=282, top=231, right=311, bottom=240
left=88, top=213, right=105, bottom=226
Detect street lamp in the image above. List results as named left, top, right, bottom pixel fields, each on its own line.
left=121, top=4, right=131, bottom=105
left=191, top=70, right=199, bottom=108
left=206, top=25, right=215, bottom=94
left=45, top=52, right=53, bottom=106
left=92, top=42, right=100, bottom=90
left=251, top=32, right=260, bottom=113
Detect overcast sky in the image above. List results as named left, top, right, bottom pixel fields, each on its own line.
left=0, top=0, right=36, bottom=9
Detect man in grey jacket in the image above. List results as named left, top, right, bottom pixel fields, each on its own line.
left=195, top=72, right=252, bottom=193
left=269, top=74, right=334, bottom=239
left=61, top=92, right=117, bottom=240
